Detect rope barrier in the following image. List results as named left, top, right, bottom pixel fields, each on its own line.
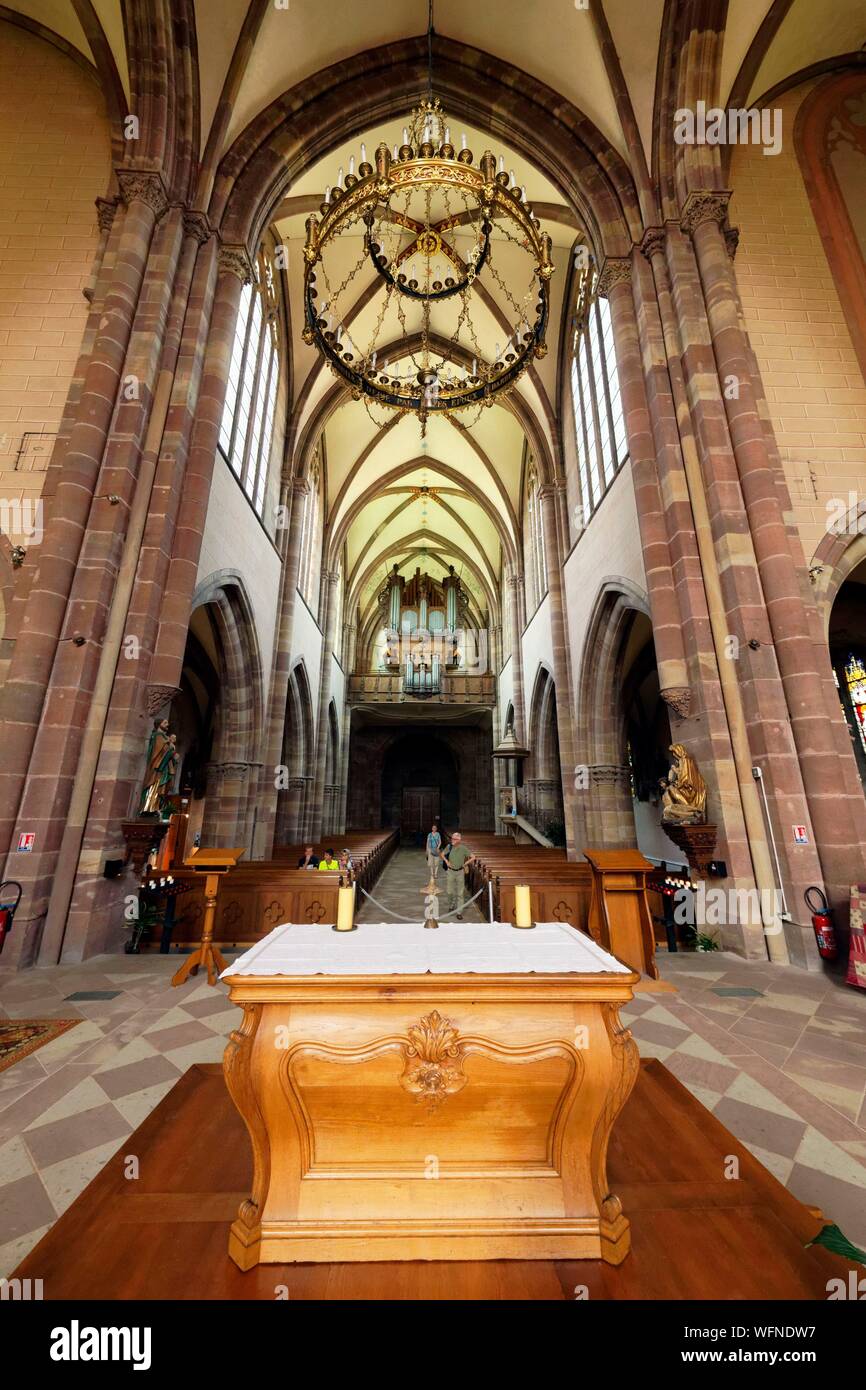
left=357, top=883, right=487, bottom=922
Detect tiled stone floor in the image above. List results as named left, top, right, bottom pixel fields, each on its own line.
left=1, top=901, right=865, bottom=1278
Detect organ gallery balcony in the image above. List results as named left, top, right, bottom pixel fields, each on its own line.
left=347, top=671, right=496, bottom=708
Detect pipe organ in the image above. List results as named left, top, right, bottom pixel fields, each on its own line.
left=377, top=565, right=474, bottom=694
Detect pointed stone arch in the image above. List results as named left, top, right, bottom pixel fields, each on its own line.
left=190, top=571, right=264, bottom=849
left=274, top=657, right=316, bottom=846
left=575, top=579, right=651, bottom=849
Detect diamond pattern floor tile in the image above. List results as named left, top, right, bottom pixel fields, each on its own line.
left=0, top=934, right=863, bottom=1277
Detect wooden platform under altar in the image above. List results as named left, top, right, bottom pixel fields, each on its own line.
left=13, top=1060, right=856, bottom=1300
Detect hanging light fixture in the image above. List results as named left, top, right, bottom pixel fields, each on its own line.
left=302, top=1, right=554, bottom=430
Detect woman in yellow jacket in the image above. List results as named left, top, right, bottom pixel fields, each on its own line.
left=318, top=849, right=339, bottom=870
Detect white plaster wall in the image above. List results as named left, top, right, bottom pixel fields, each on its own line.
left=521, top=593, right=553, bottom=699
left=196, top=454, right=282, bottom=694
left=562, top=463, right=646, bottom=677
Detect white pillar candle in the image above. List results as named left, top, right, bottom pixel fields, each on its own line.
left=334, top=884, right=356, bottom=932
left=514, top=884, right=533, bottom=929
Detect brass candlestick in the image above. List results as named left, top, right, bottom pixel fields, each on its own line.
left=421, top=878, right=440, bottom=929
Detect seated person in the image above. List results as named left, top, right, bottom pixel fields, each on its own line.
left=338, top=848, right=355, bottom=876
left=297, top=845, right=319, bottom=869
left=318, top=848, right=339, bottom=871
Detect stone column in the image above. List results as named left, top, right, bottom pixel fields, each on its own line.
left=0, top=175, right=166, bottom=867
left=506, top=568, right=527, bottom=748
left=59, top=212, right=219, bottom=959
left=146, top=246, right=251, bottom=695
left=685, top=191, right=866, bottom=933
left=538, top=484, right=580, bottom=858
left=309, top=568, right=341, bottom=836
left=258, top=476, right=308, bottom=857
left=597, top=256, right=690, bottom=709
left=338, top=703, right=352, bottom=834
left=635, top=227, right=782, bottom=960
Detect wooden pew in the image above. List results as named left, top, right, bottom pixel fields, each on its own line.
left=271, top=832, right=396, bottom=887
left=461, top=834, right=656, bottom=976
left=167, top=831, right=398, bottom=947
left=462, top=833, right=590, bottom=930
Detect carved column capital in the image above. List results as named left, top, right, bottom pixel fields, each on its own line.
left=116, top=169, right=170, bottom=220
left=221, top=761, right=255, bottom=779
left=218, top=244, right=254, bottom=284
left=95, top=195, right=120, bottom=233
left=679, top=190, right=732, bottom=238
left=639, top=226, right=667, bottom=262
left=183, top=209, right=214, bottom=245
left=324, top=568, right=341, bottom=586
left=145, top=684, right=180, bottom=716
left=596, top=257, right=632, bottom=298
left=660, top=686, right=692, bottom=721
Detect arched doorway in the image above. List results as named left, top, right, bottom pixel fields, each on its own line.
left=323, top=699, right=341, bottom=836
left=171, top=576, right=263, bottom=852
left=381, top=732, right=459, bottom=842
left=274, top=661, right=315, bottom=846
left=526, top=667, right=565, bottom=843
left=577, top=585, right=681, bottom=859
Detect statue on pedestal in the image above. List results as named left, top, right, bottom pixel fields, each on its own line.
left=140, top=719, right=179, bottom=816
left=659, top=744, right=707, bottom=826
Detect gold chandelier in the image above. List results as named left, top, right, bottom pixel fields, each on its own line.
left=302, top=84, right=554, bottom=428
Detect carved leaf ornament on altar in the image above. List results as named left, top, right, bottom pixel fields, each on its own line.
left=399, top=1010, right=468, bottom=1110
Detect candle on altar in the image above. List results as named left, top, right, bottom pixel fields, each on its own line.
left=514, top=884, right=534, bottom=929
left=333, top=880, right=357, bottom=932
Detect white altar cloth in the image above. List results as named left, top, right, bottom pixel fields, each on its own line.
left=221, top=921, right=632, bottom=977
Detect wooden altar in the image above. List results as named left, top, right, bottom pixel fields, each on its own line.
left=222, top=921, right=639, bottom=1267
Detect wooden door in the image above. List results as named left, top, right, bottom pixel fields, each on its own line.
left=400, top=786, right=441, bottom=838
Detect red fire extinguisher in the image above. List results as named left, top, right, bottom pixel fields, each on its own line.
left=0, top=881, right=22, bottom=956
left=804, top=886, right=838, bottom=961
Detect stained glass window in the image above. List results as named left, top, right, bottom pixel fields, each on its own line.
left=844, top=653, right=866, bottom=756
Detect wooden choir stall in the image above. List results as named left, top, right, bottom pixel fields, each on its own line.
left=222, top=920, right=639, bottom=1267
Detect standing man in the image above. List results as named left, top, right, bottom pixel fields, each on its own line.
left=426, top=821, right=442, bottom=881
left=440, top=831, right=474, bottom=921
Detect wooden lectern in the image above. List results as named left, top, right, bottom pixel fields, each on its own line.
left=584, top=848, right=658, bottom=979
left=171, top=847, right=245, bottom=987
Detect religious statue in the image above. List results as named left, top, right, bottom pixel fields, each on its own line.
left=659, top=744, right=707, bottom=826
left=139, top=719, right=179, bottom=816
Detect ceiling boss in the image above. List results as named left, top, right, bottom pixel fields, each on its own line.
left=302, top=9, right=553, bottom=432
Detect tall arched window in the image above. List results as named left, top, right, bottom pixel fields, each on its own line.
left=570, top=266, right=628, bottom=525
left=218, top=243, right=280, bottom=518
